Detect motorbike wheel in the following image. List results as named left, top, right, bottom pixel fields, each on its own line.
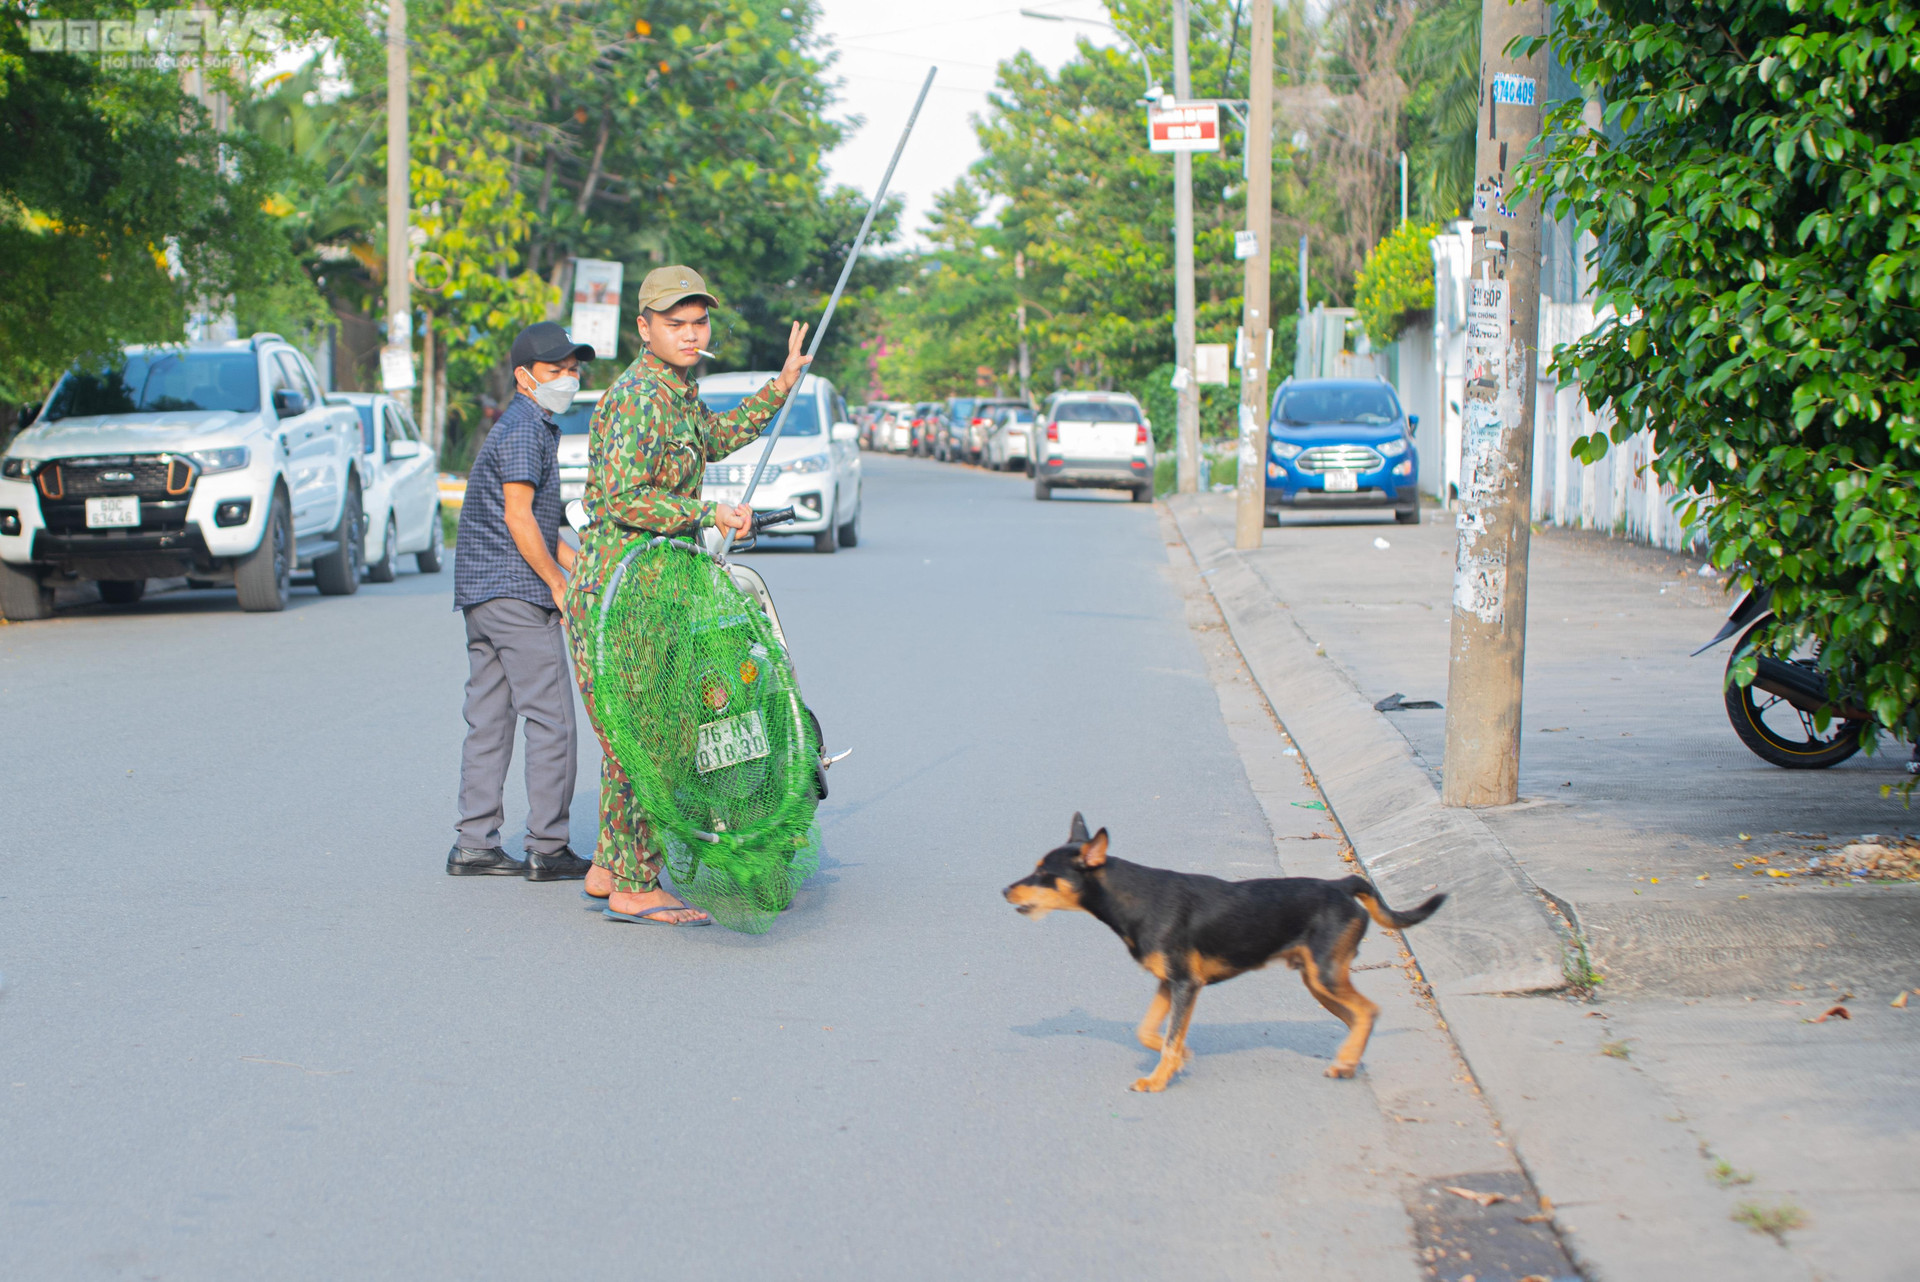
left=1723, top=620, right=1867, bottom=768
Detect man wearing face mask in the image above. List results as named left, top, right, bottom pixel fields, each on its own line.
left=446, top=321, right=597, bottom=880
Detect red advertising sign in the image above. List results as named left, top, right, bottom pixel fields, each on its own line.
left=1147, top=102, right=1221, bottom=153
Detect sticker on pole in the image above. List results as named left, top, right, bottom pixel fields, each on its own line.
left=1466, top=279, right=1509, bottom=361
left=1148, top=102, right=1220, bottom=153
left=380, top=344, right=416, bottom=392
left=1234, top=229, right=1259, bottom=260
left=1490, top=74, right=1537, bottom=106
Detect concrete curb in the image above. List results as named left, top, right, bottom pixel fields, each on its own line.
left=1168, top=496, right=1812, bottom=1281
left=1168, top=496, right=1566, bottom=996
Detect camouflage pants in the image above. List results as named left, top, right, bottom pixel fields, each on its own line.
left=564, top=583, right=663, bottom=893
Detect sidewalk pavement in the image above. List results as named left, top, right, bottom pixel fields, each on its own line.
left=1170, top=493, right=1920, bottom=1282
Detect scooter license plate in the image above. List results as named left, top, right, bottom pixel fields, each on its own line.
left=85, top=496, right=141, bottom=527
left=696, top=710, right=771, bottom=774
left=1323, top=471, right=1359, bottom=492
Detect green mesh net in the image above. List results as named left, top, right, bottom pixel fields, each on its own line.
left=590, top=537, right=822, bottom=933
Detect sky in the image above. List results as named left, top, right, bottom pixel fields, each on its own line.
left=811, top=0, right=1126, bottom=247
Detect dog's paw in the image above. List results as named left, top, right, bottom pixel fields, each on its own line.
left=1324, top=1062, right=1358, bottom=1079
left=1131, top=1076, right=1169, bottom=1093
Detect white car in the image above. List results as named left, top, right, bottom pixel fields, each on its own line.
left=697, top=371, right=863, bottom=553
left=553, top=388, right=603, bottom=514
left=870, top=400, right=915, bottom=452
left=984, top=404, right=1038, bottom=471
left=329, top=392, right=444, bottom=581
left=1032, top=390, right=1155, bottom=503
left=0, top=334, right=367, bottom=618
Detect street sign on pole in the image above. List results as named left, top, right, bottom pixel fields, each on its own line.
left=1440, top=0, right=1549, bottom=807
left=1148, top=102, right=1221, bottom=153
left=1195, top=344, right=1230, bottom=385
left=569, top=258, right=625, bottom=360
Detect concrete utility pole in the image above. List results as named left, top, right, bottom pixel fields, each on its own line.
left=1440, top=0, right=1549, bottom=807
left=1015, top=249, right=1032, bottom=403
left=1232, top=0, right=1274, bottom=549
left=385, top=0, right=413, bottom=420
left=1172, top=0, right=1200, bottom=494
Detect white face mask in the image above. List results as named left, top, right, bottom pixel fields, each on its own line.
left=526, top=373, right=579, bottom=414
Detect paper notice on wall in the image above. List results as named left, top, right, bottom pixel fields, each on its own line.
left=570, top=258, right=625, bottom=359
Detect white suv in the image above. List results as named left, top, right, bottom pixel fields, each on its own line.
left=1032, top=391, right=1154, bottom=502
left=0, top=334, right=367, bottom=618
left=696, top=372, right=863, bottom=553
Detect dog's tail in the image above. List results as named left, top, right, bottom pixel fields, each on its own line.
left=1340, top=876, right=1446, bottom=930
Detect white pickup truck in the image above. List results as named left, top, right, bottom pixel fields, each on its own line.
left=0, top=334, right=367, bottom=618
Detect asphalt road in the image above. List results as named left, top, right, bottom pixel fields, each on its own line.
left=2, top=455, right=1524, bottom=1280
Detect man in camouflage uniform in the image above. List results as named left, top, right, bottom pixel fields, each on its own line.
left=570, top=265, right=813, bottom=925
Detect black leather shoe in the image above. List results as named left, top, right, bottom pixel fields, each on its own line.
left=447, top=844, right=529, bottom=876
left=526, top=845, right=593, bottom=881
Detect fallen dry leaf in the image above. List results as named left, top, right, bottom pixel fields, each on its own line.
left=1540, top=1196, right=1554, bottom=1213
left=1893, top=991, right=1910, bottom=1009
left=1776, top=1000, right=1804, bottom=1006
left=1807, top=1005, right=1850, bottom=1023
left=1444, top=1186, right=1507, bottom=1208
left=1517, top=1213, right=1553, bottom=1224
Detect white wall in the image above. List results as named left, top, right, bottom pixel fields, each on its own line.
left=1394, top=226, right=1706, bottom=551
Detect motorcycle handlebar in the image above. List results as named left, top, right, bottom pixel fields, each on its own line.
left=750, top=506, right=796, bottom=533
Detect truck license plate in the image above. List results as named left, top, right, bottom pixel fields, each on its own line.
left=696, top=710, right=771, bottom=773
left=85, top=496, right=141, bottom=527
left=1323, top=471, right=1359, bottom=492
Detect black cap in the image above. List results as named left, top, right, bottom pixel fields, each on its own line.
left=509, top=321, right=595, bottom=371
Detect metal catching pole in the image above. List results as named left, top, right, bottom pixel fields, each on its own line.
left=720, top=66, right=938, bottom=554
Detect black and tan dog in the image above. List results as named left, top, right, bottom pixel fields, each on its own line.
left=1004, top=814, right=1446, bottom=1091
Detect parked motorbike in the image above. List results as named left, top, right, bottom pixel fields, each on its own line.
left=1695, top=586, right=1876, bottom=769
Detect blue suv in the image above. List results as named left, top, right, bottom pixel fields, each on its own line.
left=1264, top=378, right=1420, bottom=525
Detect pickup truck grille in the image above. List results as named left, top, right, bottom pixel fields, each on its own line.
left=1295, top=445, right=1385, bottom=474
left=34, top=455, right=197, bottom=536
left=35, top=455, right=194, bottom=500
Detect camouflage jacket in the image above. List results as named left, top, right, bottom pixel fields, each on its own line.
left=574, top=350, right=788, bottom=596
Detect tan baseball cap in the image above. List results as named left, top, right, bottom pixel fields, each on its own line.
left=636, top=265, right=717, bottom=313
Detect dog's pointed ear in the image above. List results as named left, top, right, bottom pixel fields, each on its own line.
left=1068, top=811, right=1090, bottom=843
left=1078, top=828, right=1109, bottom=867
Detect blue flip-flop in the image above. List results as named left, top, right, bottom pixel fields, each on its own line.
left=580, top=889, right=609, bottom=906
left=602, top=903, right=712, bottom=927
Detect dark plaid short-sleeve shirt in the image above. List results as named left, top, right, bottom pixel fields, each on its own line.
left=453, top=392, right=564, bottom=611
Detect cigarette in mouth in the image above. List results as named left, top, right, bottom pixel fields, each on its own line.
left=697, top=349, right=717, bottom=358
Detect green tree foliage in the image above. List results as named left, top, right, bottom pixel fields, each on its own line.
left=297, top=0, right=877, bottom=455
left=1401, top=0, right=1479, bottom=221
left=879, top=4, right=1285, bottom=431
left=1526, top=0, right=1920, bottom=741
left=1354, top=217, right=1440, bottom=344
left=876, top=0, right=1478, bottom=428
left=0, top=1, right=352, bottom=419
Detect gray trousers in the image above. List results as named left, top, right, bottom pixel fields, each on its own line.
left=456, top=597, right=578, bottom=855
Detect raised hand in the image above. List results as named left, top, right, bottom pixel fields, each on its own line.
left=774, top=321, right=813, bottom=395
